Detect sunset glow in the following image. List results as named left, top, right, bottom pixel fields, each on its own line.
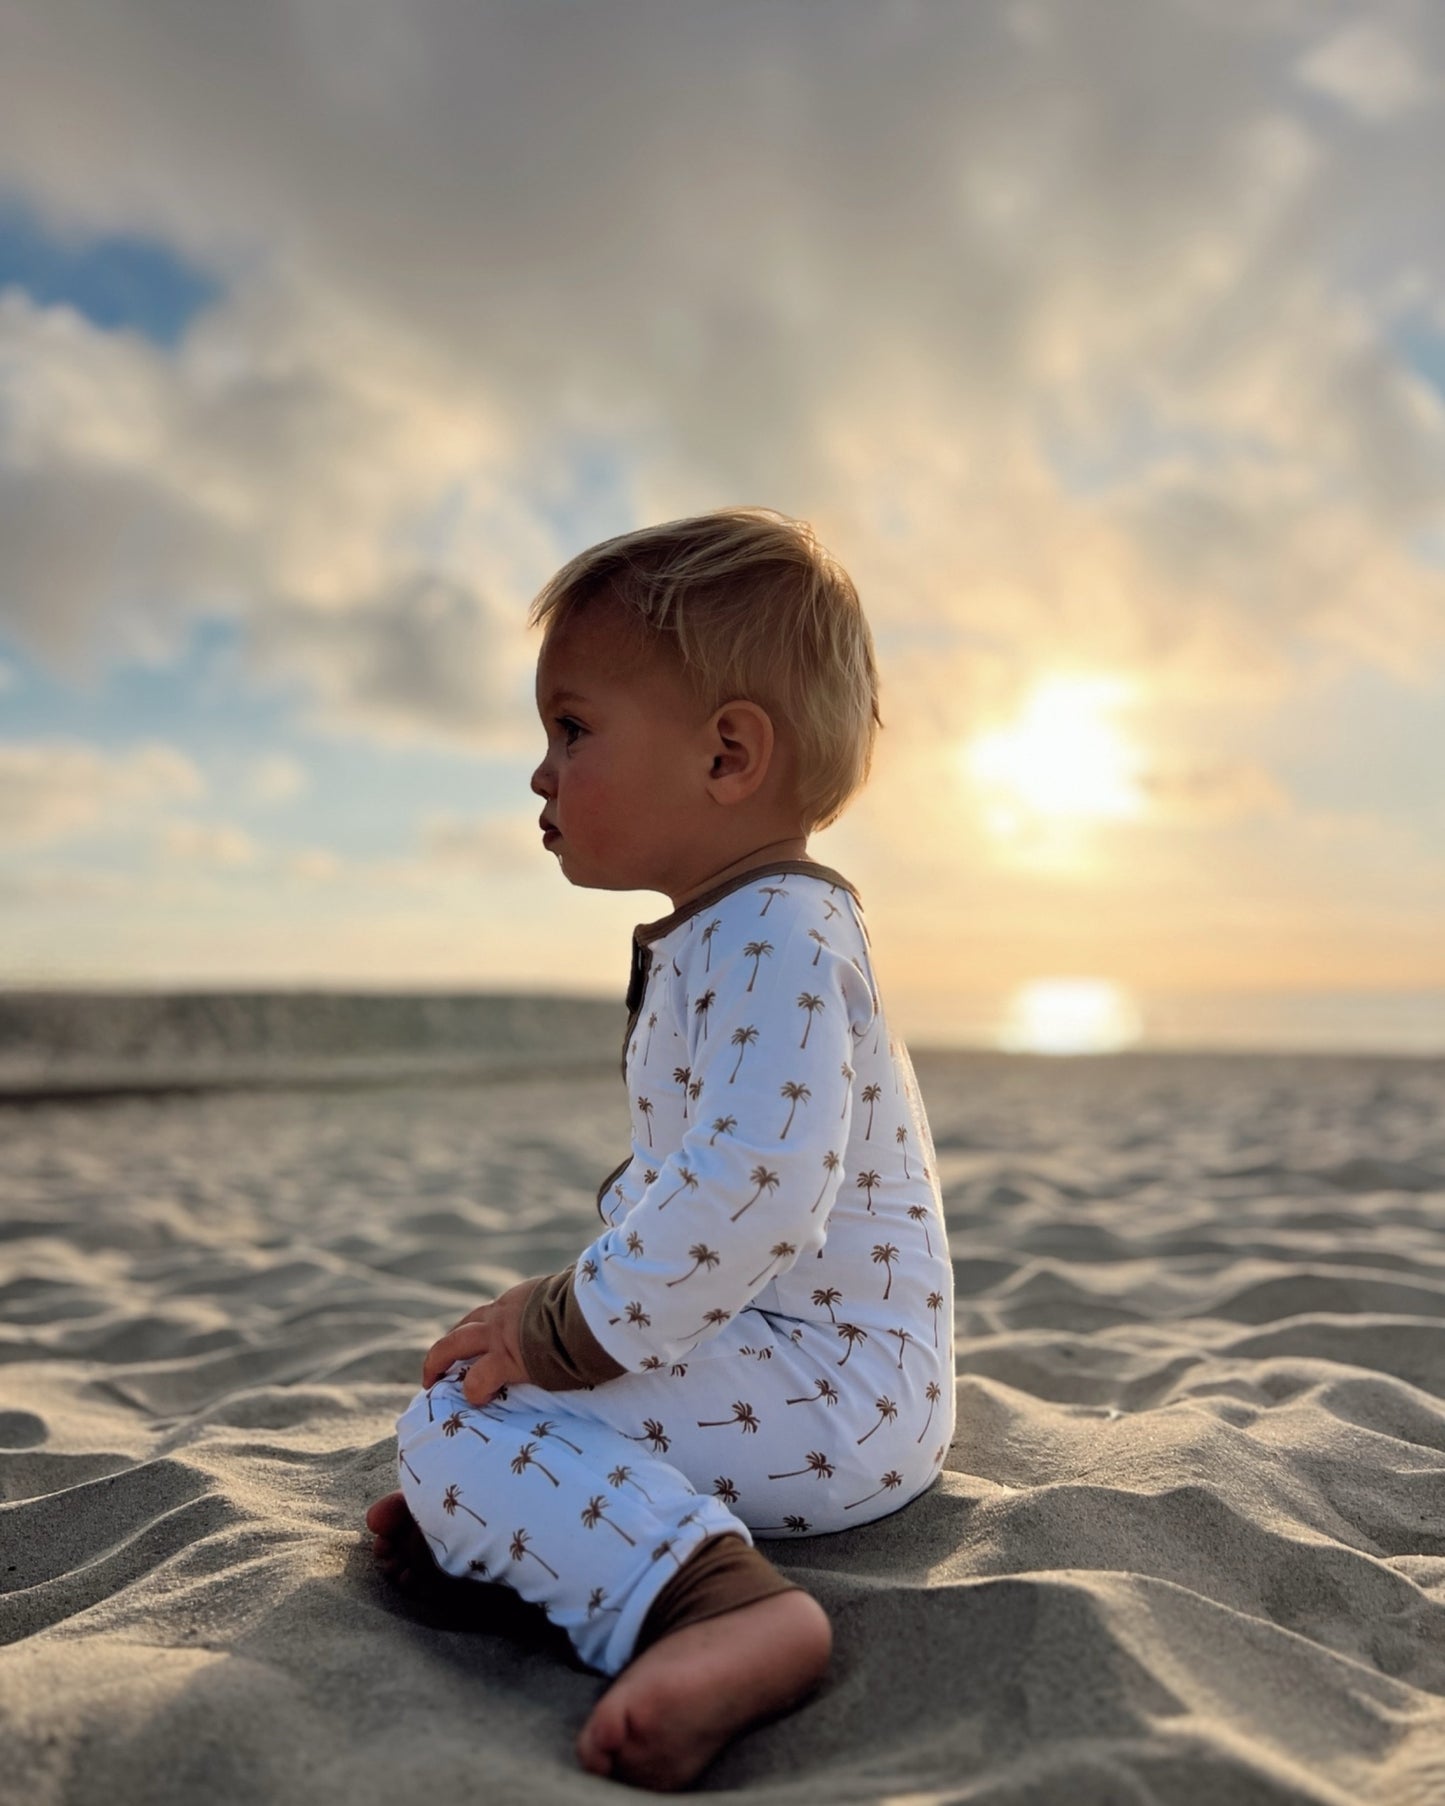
left=963, top=677, right=1146, bottom=834
left=999, top=979, right=1143, bottom=1055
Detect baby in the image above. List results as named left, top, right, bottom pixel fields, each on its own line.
left=366, top=505, right=956, bottom=1790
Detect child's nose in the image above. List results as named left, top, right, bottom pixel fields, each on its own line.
left=530, top=758, right=553, bottom=797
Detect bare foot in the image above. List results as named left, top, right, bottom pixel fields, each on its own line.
left=575, top=1587, right=832, bottom=1791
left=365, top=1489, right=438, bottom=1589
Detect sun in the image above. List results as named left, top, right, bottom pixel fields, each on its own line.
left=962, top=675, right=1146, bottom=833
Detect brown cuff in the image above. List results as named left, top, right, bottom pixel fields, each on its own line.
left=518, top=1265, right=630, bottom=1390
left=634, top=1533, right=805, bottom=1658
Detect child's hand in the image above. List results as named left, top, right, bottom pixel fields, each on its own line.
left=422, top=1275, right=546, bottom=1408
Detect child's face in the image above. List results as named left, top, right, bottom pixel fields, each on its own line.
left=530, top=605, right=713, bottom=895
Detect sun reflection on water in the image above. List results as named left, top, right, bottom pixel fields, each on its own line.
left=998, top=978, right=1143, bottom=1054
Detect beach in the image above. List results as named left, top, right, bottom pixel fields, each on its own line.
left=2, top=1041, right=1444, bottom=1803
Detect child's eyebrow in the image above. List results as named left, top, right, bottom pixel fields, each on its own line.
left=542, top=688, right=590, bottom=710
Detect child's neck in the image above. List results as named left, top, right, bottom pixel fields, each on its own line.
left=669, top=835, right=811, bottom=908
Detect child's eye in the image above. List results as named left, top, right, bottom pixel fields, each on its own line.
left=556, top=716, right=585, bottom=747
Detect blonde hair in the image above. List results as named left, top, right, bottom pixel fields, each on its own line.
left=526, top=506, right=882, bottom=832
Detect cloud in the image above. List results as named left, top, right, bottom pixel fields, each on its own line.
left=420, top=811, right=544, bottom=874
left=1295, top=21, right=1434, bottom=122
left=248, top=571, right=515, bottom=746
left=246, top=753, right=306, bottom=805
left=160, top=820, right=258, bottom=867
left=1138, top=757, right=1290, bottom=823
left=0, top=0, right=1441, bottom=737
left=0, top=740, right=203, bottom=844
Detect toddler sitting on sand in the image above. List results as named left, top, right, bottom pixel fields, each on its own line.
left=366, top=506, right=956, bottom=1790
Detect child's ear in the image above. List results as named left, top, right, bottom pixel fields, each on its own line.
left=706, top=701, right=774, bottom=803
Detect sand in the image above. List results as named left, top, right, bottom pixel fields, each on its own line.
left=2, top=1049, right=1444, bottom=1803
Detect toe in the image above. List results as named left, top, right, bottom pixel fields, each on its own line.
left=365, top=1490, right=410, bottom=1534
left=576, top=1698, right=625, bottom=1777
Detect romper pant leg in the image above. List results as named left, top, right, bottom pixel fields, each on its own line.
left=396, top=1372, right=774, bottom=1678
left=396, top=1306, right=947, bottom=1677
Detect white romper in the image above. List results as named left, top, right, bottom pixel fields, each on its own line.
left=396, top=862, right=956, bottom=1676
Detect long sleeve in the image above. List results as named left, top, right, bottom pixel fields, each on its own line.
left=562, top=891, right=876, bottom=1371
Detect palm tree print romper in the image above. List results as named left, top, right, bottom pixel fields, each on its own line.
left=396, top=863, right=957, bottom=1677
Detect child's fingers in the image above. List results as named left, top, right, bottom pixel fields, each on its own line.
left=422, top=1320, right=490, bottom=1386
left=460, top=1351, right=505, bottom=1407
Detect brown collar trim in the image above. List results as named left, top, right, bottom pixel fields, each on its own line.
left=633, top=861, right=861, bottom=947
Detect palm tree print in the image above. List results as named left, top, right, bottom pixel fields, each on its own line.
left=658, top=1166, right=699, bottom=1210
left=637, top=1096, right=654, bottom=1147
left=872, top=1241, right=899, bottom=1299
left=666, top=1243, right=720, bottom=1285
left=840, top=1064, right=854, bottom=1114
left=889, top=1326, right=915, bottom=1369
left=694, top=990, right=715, bottom=1036
left=767, top=1451, right=835, bottom=1480
left=927, top=1291, right=944, bottom=1348
left=807, top=929, right=829, bottom=965
left=908, top=1204, right=932, bottom=1256
left=857, top=1169, right=881, bottom=1212
left=785, top=1376, right=840, bottom=1406
left=643, top=1010, right=659, bottom=1059
left=758, top=886, right=788, bottom=915
left=812, top=1151, right=841, bottom=1210
left=442, top=1410, right=490, bottom=1444
left=696, top=1400, right=761, bottom=1434
left=651, top=1539, right=687, bottom=1567
left=684, top=1307, right=733, bottom=1340
left=748, top=1241, right=796, bottom=1286
left=509, top=1442, right=561, bottom=1486
left=897, top=1125, right=911, bottom=1178
left=709, top=1114, right=736, bottom=1144
left=701, top=919, right=722, bottom=971
left=643, top=1169, right=659, bottom=1186
left=532, top=1420, right=584, bottom=1454
left=608, top=1300, right=651, bottom=1330
left=581, top=1495, right=637, bottom=1545
left=673, top=1066, right=692, bottom=1116
left=755, top=1515, right=813, bottom=1533
left=917, top=1381, right=943, bottom=1443
left=729, top=1025, right=759, bottom=1081
left=508, top=1528, right=559, bottom=1580
left=780, top=1080, right=811, bottom=1136
left=811, top=1286, right=843, bottom=1324
left=743, top=942, right=773, bottom=990
left=624, top=1229, right=644, bottom=1259
left=835, top=1322, right=868, bottom=1366
left=713, top=1477, right=740, bottom=1504
left=862, top=1083, right=882, bottom=1137
left=587, top=1587, right=619, bottom=1619
left=733, top=1164, right=779, bottom=1221
left=578, top=1257, right=598, bottom=1284
left=823, top=897, right=839, bottom=920
left=607, top=1464, right=653, bottom=1501
left=398, top=1445, right=422, bottom=1485
left=689, top=1076, right=704, bottom=1107
left=797, top=993, right=825, bottom=1047
left=857, top=1397, right=898, bottom=1444
left=441, top=1483, right=488, bottom=1529
left=844, top=1470, right=904, bottom=1511
left=624, top=1419, right=670, bottom=1453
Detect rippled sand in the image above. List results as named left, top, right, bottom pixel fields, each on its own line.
left=2, top=1051, right=1443, bottom=1803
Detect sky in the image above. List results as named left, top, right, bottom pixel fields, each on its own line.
left=1, top=0, right=1443, bottom=1053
